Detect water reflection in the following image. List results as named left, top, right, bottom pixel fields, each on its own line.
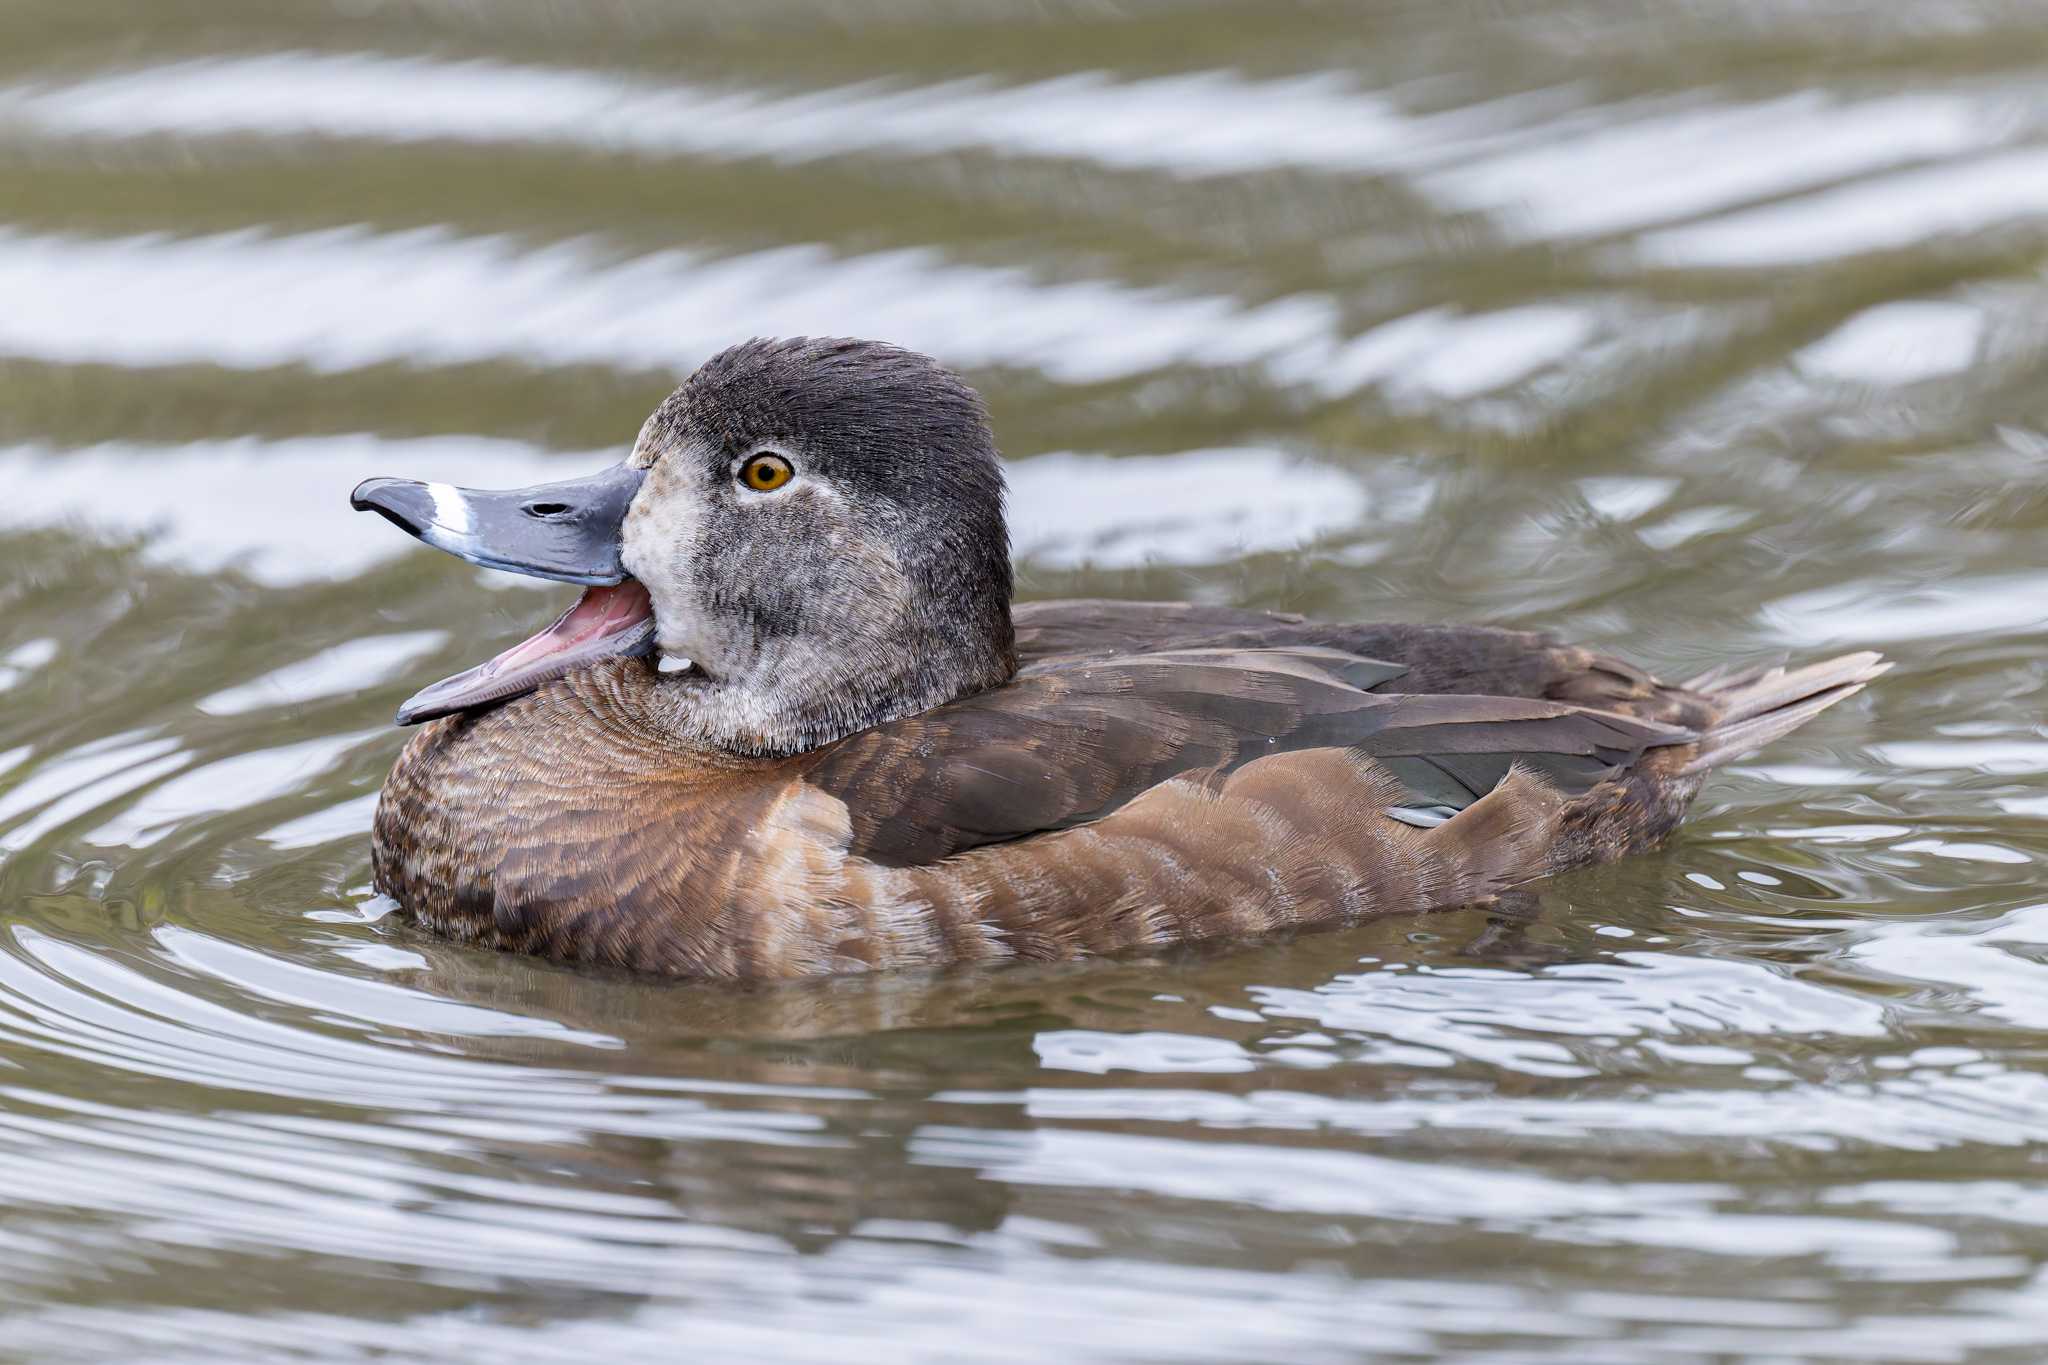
left=0, top=227, right=1348, bottom=382
left=6, top=52, right=1532, bottom=179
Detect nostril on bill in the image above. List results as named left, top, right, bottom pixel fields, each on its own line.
left=525, top=502, right=571, bottom=518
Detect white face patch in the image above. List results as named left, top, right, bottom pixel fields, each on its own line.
left=620, top=452, right=733, bottom=668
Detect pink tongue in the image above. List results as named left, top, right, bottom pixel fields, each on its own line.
left=486, top=579, right=655, bottom=675
left=395, top=579, right=657, bottom=724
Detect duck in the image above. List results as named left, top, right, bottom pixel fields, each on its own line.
left=350, top=336, right=1886, bottom=979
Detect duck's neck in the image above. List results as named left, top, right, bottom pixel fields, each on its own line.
left=655, top=604, right=1017, bottom=756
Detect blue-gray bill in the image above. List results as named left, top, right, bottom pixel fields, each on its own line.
left=349, top=463, right=657, bottom=725
left=348, top=463, right=646, bottom=586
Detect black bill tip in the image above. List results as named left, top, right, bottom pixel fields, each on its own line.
left=350, top=477, right=439, bottom=535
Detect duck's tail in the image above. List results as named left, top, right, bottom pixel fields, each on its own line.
left=1678, top=650, right=1890, bottom=775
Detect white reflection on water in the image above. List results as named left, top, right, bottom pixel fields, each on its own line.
left=1575, top=476, right=1679, bottom=521
left=0, top=1270, right=1502, bottom=1365
left=1765, top=573, right=2048, bottom=644
left=82, top=732, right=368, bottom=849
left=196, top=632, right=449, bottom=716
left=0, top=227, right=1337, bottom=384
left=976, top=1064, right=2048, bottom=1153
left=12, top=52, right=2031, bottom=270
left=1033, top=1030, right=1259, bottom=1075
left=1639, top=143, right=2048, bottom=266
left=1007, top=449, right=1365, bottom=567
left=0, top=732, right=187, bottom=853
left=1422, top=89, right=2001, bottom=239
left=262, top=793, right=382, bottom=850
left=0, top=638, right=58, bottom=692
left=0, top=51, right=1559, bottom=180
left=0, top=222, right=1626, bottom=402
left=1877, top=738, right=2048, bottom=773
left=1278, top=303, right=1602, bottom=403
left=1848, top=904, right=2048, bottom=1030
left=1251, top=951, right=1894, bottom=1067
left=6, top=52, right=2029, bottom=258
left=0, top=438, right=1368, bottom=585
left=936, top=1124, right=1742, bottom=1224
left=0, top=926, right=617, bottom=1100
left=13, top=1275, right=2048, bottom=1365
left=1396, top=305, right=1596, bottom=399
left=1795, top=300, right=1985, bottom=385
left=153, top=927, right=618, bottom=1044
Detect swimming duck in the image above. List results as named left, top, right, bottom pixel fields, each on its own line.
left=351, top=337, right=1884, bottom=979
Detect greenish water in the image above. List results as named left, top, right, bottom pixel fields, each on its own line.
left=2, top=2, right=2047, bottom=1360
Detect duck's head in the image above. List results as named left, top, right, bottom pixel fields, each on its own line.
left=352, top=337, right=1015, bottom=755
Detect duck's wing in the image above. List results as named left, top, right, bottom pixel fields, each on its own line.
left=1015, top=599, right=1683, bottom=710
left=1013, top=598, right=1306, bottom=661
left=803, top=634, right=1700, bottom=866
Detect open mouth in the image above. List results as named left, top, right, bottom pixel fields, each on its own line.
left=393, top=579, right=656, bottom=725
left=350, top=463, right=657, bottom=725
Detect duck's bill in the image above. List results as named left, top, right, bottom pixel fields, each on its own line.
left=350, top=464, right=646, bottom=585
left=349, top=464, right=657, bottom=725
left=393, top=579, right=656, bottom=725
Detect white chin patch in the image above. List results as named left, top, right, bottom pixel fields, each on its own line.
left=657, top=654, right=694, bottom=674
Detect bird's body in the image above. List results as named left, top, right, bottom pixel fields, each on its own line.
left=371, top=598, right=1882, bottom=978
left=353, top=337, right=1884, bottom=979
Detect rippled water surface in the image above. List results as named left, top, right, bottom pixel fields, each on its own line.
left=4, top=2, right=2048, bottom=1360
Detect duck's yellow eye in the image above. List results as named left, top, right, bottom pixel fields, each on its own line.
left=739, top=452, right=794, bottom=492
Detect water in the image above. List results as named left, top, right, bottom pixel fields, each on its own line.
left=2, top=1, right=2047, bottom=1359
